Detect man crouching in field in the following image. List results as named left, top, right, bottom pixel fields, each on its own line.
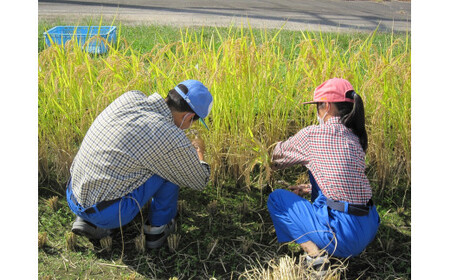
left=66, top=80, right=213, bottom=249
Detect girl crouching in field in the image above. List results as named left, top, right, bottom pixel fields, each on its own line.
left=267, top=78, right=380, bottom=275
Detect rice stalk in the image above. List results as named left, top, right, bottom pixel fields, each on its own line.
left=134, top=232, right=146, bottom=254
left=38, top=25, right=410, bottom=198
left=38, top=232, right=48, bottom=248
left=65, top=232, right=77, bottom=251
left=46, top=196, right=59, bottom=212
left=239, top=254, right=345, bottom=280
left=167, top=234, right=181, bottom=253
left=100, top=236, right=113, bottom=253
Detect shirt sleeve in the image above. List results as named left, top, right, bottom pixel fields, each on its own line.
left=161, top=144, right=211, bottom=191
left=147, top=131, right=211, bottom=191
left=271, top=126, right=311, bottom=170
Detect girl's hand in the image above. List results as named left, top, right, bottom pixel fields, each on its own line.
left=288, top=184, right=312, bottom=197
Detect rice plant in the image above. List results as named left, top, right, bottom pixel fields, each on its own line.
left=65, top=231, right=77, bottom=251
left=239, top=254, right=345, bottom=280
left=38, top=25, right=410, bottom=202
left=38, top=232, right=48, bottom=248
left=45, top=196, right=59, bottom=212
left=100, top=236, right=113, bottom=253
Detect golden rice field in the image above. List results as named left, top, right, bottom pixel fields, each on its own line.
left=38, top=26, right=410, bottom=200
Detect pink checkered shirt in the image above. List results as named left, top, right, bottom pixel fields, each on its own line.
left=272, top=116, right=372, bottom=205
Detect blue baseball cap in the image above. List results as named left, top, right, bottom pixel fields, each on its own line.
left=174, top=80, right=213, bottom=130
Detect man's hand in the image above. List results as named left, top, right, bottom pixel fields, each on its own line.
left=191, top=137, right=205, bottom=161
left=288, top=184, right=312, bottom=197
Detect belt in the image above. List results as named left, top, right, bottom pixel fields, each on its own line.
left=83, top=197, right=121, bottom=214
left=70, top=192, right=121, bottom=214
left=326, top=198, right=373, bottom=216
left=67, top=178, right=121, bottom=214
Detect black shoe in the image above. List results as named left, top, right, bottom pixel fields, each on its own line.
left=144, top=219, right=176, bottom=249
left=72, top=217, right=111, bottom=240
left=304, top=254, right=330, bottom=278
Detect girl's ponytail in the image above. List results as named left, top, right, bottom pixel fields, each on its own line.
left=336, top=91, right=368, bottom=152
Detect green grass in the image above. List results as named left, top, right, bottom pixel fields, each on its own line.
left=38, top=20, right=410, bottom=279
left=39, top=178, right=410, bottom=279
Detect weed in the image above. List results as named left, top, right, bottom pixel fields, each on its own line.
left=207, top=200, right=218, bottom=216
left=239, top=200, right=249, bottom=216
left=239, top=236, right=254, bottom=254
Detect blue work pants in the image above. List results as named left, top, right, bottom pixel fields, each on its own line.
left=66, top=175, right=179, bottom=229
left=267, top=173, right=380, bottom=258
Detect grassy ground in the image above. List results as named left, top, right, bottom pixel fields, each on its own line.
left=38, top=173, right=410, bottom=279
left=37, top=18, right=406, bottom=55
left=38, top=184, right=410, bottom=279
left=38, top=20, right=410, bottom=279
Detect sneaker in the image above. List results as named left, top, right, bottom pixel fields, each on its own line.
left=304, top=254, right=330, bottom=278
left=72, top=216, right=111, bottom=240
left=144, top=219, right=176, bottom=249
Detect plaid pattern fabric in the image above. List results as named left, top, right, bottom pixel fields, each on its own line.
left=70, top=91, right=211, bottom=208
left=272, top=116, right=372, bottom=205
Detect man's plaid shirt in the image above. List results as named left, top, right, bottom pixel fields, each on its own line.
left=70, top=91, right=211, bottom=208
left=272, top=116, right=372, bottom=205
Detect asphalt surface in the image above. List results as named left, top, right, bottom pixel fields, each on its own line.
left=38, top=0, right=410, bottom=32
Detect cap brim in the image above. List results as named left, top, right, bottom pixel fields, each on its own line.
left=302, top=101, right=319, bottom=104
left=199, top=118, right=209, bottom=130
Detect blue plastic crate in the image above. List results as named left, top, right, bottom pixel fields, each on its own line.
left=43, top=26, right=117, bottom=54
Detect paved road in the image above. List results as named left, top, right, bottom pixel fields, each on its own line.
left=38, top=0, right=410, bottom=32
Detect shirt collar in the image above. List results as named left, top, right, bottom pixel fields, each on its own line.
left=148, top=93, right=174, bottom=123
left=324, top=116, right=341, bottom=125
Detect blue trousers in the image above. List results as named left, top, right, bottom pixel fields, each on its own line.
left=66, top=175, right=179, bottom=229
left=267, top=172, right=380, bottom=258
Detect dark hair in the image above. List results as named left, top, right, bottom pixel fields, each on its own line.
left=335, top=91, right=368, bottom=152
left=319, top=91, right=368, bottom=152
left=166, top=84, right=200, bottom=120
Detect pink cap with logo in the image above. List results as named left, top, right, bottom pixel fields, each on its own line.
left=303, top=78, right=355, bottom=104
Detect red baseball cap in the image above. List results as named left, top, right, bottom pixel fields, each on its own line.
left=303, top=78, right=355, bottom=104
